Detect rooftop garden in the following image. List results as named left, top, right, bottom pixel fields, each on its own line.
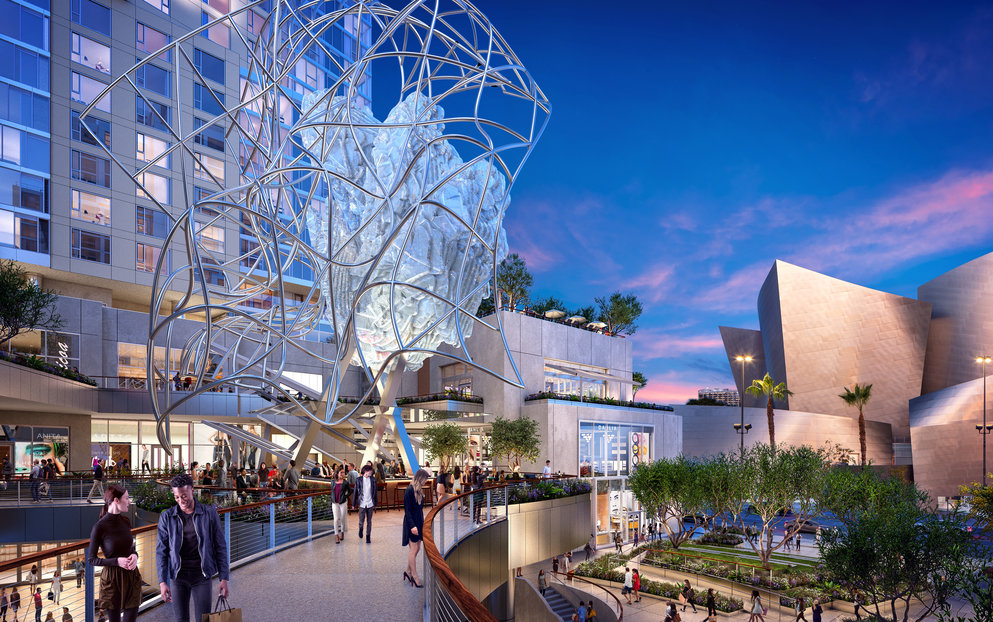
left=525, top=390, right=673, bottom=411
left=0, top=350, right=98, bottom=386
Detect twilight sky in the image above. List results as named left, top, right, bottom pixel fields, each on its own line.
left=450, top=0, right=993, bottom=404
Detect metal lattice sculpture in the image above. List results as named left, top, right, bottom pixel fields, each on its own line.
left=79, top=0, right=550, bottom=453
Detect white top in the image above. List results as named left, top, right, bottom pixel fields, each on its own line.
left=359, top=476, right=375, bottom=508
left=542, top=465, right=552, bottom=477
left=623, top=570, right=632, bottom=588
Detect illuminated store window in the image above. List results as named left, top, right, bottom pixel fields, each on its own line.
left=578, top=421, right=653, bottom=477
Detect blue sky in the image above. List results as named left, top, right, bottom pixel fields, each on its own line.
left=445, top=1, right=993, bottom=403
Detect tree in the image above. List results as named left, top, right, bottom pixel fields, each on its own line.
left=594, top=291, right=642, bottom=335
left=496, top=253, right=533, bottom=312
left=488, top=416, right=541, bottom=469
left=628, top=456, right=709, bottom=549
left=572, top=305, right=596, bottom=322
left=745, top=373, right=793, bottom=453
left=632, top=371, right=647, bottom=397
left=0, top=259, right=62, bottom=346
left=820, top=467, right=972, bottom=622
left=476, top=295, right=495, bottom=317
left=686, top=397, right=725, bottom=406
left=531, top=295, right=567, bottom=315
left=961, top=479, right=993, bottom=533
left=839, top=382, right=873, bottom=465
left=421, top=422, right=469, bottom=472
left=727, top=443, right=827, bottom=569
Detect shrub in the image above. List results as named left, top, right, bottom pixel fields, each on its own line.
left=699, top=531, right=744, bottom=546
left=507, top=478, right=591, bottom=505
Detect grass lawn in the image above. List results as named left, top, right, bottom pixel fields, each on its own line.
left=642, top=543, right=818, bottom=573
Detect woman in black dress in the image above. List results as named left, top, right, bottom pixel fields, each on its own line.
left=402, top=469, right=430, bottom=588
left=87, top=485, right=142, bottom=622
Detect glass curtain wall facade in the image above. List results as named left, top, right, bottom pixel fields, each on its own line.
left=578, top=420, right=653, bottom=477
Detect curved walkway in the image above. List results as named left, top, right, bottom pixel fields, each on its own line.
left=138, top=510, right=424, bottom=622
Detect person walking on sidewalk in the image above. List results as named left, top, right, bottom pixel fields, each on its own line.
left=29, top=461, right=41, bottom=503
left=632, top=569, right=642, bottom=603
left=283, top=460, right=299, bottom=490
left=811, top=599, right=823, bottom=622
left=537, top=570, right=547, bottom=597
left=86, top=461, right=105, bottom=504
left=50, top=571, right=62, bottom=605
left=706, top=588, right=717, bottom=620
left=88, top=485, right=142, bottom=622
left=1, top=587, right=8, bottom=622
left=73, top=559, right=85, bottom=589
left=795, top=597, right=807, bottom=622
left=155, top=473, right=230, bottom=622
left=32, top=589, right=41, bottom=622
left=748, top=590, right=765, bottom=622
left=9, top=587, right=19, bottom=622
left=331, top=469, right=351, bottom=543
left=680, top=579, right=697, bottom=613
left=402, top=469, right=430, bottom=588
left=622, top=567, right=633, bottom=604
left=356, top=464, right=377, bottom=543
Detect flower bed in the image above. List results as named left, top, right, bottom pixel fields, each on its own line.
left=508, top=478, right=591, bottom=504
left=1, top=351, right=97, bottom=386
left=523, top=391, right=674, bottom=411
left=574, top=556, right=743, bottom=612
left=699, top=531, right=744, bottom=546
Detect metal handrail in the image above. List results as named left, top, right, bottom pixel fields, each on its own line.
left=549, top=570, right=623, bottom=620
left=422, top=474, right=581, bottom=622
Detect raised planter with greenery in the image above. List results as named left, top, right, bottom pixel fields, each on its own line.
left=524, top=391, right=673, bottom=411
left=699, top=531, right=744, bottom=547
left=0, top=351, right=97, bottom=386
left=508, top=478, right=590, bottom=505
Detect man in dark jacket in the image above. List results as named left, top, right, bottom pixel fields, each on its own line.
left=86, top=460, right=104, bottom=503
left=355, top=464, right=378, bottom=543
left=157, top=473, right=230, bottom=622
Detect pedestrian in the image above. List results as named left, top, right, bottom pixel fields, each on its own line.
left=88, top=485, right=141, bottom=622
left=622, top=567, right=633, bottom=604
left=575, top=602, right=587, bottom=622
left=10, top=587, right=19, bottom=622
left=664, top=601, right=680, bottom=622
left=795, top=597, right=807, bottom=622
left=331, top=468, right=351, bottom=543
left=680, top=579, right=696, bottom=613
left=376, top=459, right=387, bottom=484
left=783, top=533, right=791, bottom=552
left=812, top=599, right=822, bottom=622
left=402, top=469, right=430, bottom=588
left=1, top=456, right=12, bottom=480
left=542, top=460, right=552, bottom=477
left=583, top=540, right=593, bottom=561
left=470, top=466, right=484, bottom=525
left=283, top=460, right=299, bottom=490
left=634, top=529, right=640, bottom=548
left=614, top=531, right=622, bottom=553
left=155, top=473, right=230, bottom=622
left=43, top=613, right=52, bottom=622
left=537, top=570, right=547, bottom=596
left=140, top=445, right=150, bottom=474
left=347, top=463, right=359, bottom=510
left=74, top=558, right=85, bottom=589
left=937, top=575, right=950, bottom=608
left=26, top=566, right=38, bottom=595
left=435, top=469, right=449, bottom=504
left=51, top=571, right=62, bottom=605
left=235, top=469, right=249, bottom=502
left=748, top=590, right=765, bottom=622
left=586, top=600, right=597, bottom=621
left=32, top=588, right=41, bottom=622
left=796, top=533, right=801, bottom=551
left=356, top=464, right=377, bottom=543
left=706, top=588, right=717, bottom=621
left=30, top=460, right=41, bottom=502
left=1, top=587, right=8, bottom=622
left=552, top=556, right=559, bottom=574
left=633, top=569, right=641, bottom=603
left=565, top=551, right=573, bottom=573
left=61, top=607, right=71, bottom=622
left=815, top=527, right=821, bottom=545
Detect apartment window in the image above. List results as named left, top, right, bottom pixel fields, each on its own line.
left=136, top=96, right=170, bottom=132
left=136, top=242, right=164, bottom=272
left=193, top=48, right=224, bottom=84
left=70, top=110, right=111, bottom=147
left=136, top=22, right=170, bottom=61
left=193, top=83, right=225, bottom=116
left=135, top=205, right=167, bottom=238
left=71, top=72, right=111, bottom=113
left=196, top=263, right=225, bottom=286
left=0, top=167, right=46, bottom=212
left=0, top=83, right=49, bottom=132
left=200, top=12, right=230, bottom=48
left=246, top=10, right=265, bottom=36
left=0, top=42, right=49, bottom=90
left=0, top=125, right=49, bottom=171
left=193, top=117, right=225, bottom=152
left=136, top=132, right=171, bottom=167
left=135, top=62, right=171, bottom=98
left=71, top=189, right=111, bottom=226
left=193, top=152, right=224, bottom=183
left=70, top=0, right=110, bottom=36
left=71, top=227, right=110, bottom=263
left=0, top=209, right=47, bottom=252
left=70, top=149, right=111, bottom=187
left=239, top=237, right=259, bottom=268
left=71, top=32, right=110, bottom=74
left=0, top=0, right=50, bottom=50
left=439, top=362, right=473, bottom=396
left=137, top=171, right=170, bottom=204
left=196, top=223, right=224, bottom=253
left=141, top=0, right=169, bottom=15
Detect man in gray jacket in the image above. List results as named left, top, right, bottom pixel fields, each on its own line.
left=156, top=473, right=230, bottom=622
left=283, top=460, right=300, bottom=490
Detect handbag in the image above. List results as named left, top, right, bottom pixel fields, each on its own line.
left=47, top=591, right=54, bottom=601
left=202, top=596, right=242, bottom=622
left=762, top=606, right=769, bottom=615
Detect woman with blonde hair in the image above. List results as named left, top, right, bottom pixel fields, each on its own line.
left=402, top=469, right=430, bottom=588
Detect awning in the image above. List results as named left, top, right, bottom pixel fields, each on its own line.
left=544, top=361, right=634, bottom=385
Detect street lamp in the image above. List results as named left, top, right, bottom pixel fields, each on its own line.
left=735, top=355, right=753, bottom=457
left=977, top=356, right=992, bottom=487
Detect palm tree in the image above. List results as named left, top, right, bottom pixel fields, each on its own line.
left=745, top=373, right=793, bottom=454
left=839, top=383, right=873, bottom=466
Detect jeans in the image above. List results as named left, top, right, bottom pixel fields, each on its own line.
left=170, top=569, right=212, bottom=622
left=35, top=606, right=41, bottom=622
left=31, top=480, right=40, bottom=501
left=332, top=502, right=348, bottom=535
left=358, top=506, right=373, bottom=538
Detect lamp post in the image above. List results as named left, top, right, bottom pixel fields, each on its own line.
left=735, top=355, right=752, bottom=457
left=978, top=356, right=993, bottom=487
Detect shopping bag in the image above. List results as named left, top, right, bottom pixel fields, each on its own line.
left=202, top=597, right=242, bottom=622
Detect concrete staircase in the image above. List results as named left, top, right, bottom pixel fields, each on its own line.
left=543, top=589, right=577, bottom=621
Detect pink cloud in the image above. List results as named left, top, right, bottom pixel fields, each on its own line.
left=632, top=329, right=726, bottom=360
left=635, top=376, right=702, bottom=404
left=622, top=264, right=675, bottom=303
left=688, top=262, right=770, bottom=313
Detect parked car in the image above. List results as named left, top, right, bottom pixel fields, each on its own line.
left=784, top=519, right=821, bottom=534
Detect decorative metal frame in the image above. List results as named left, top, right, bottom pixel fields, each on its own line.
left=79, top=0, right=550, bottom=454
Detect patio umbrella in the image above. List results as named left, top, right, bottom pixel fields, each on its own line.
left=566, top=315, right=587, bottom=324
left=588, top=321, right=607, bottom=330
left=544, top=309, right=566, bottom=319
